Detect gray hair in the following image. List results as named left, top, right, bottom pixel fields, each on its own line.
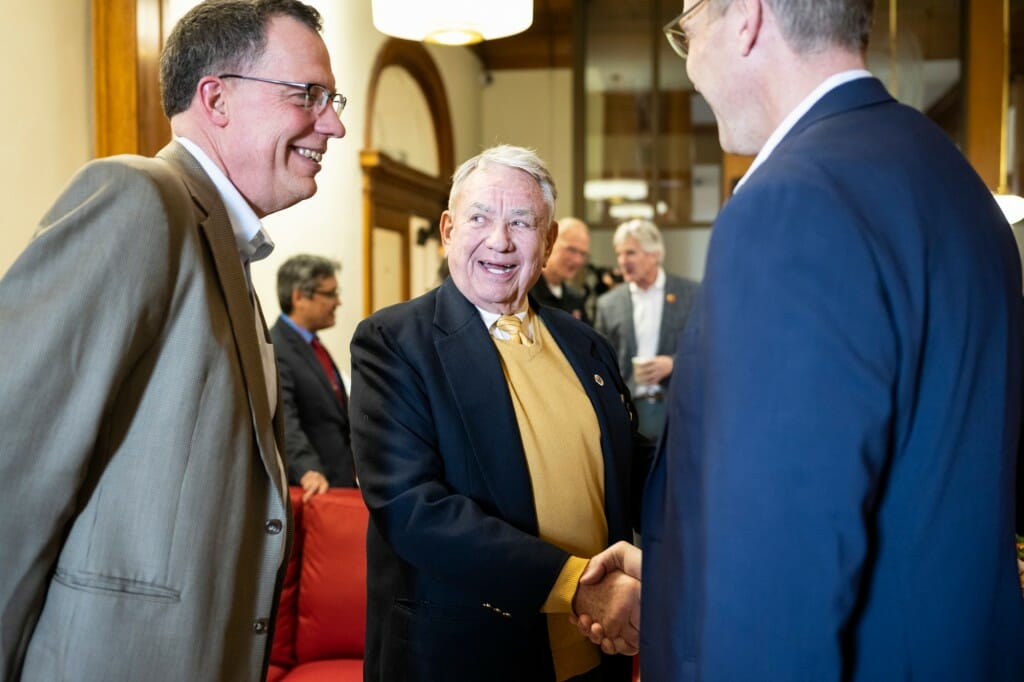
left=710, top=0, right=873, bottom=53
left=277, top=254, right=340, bottom=313
left=613, top=219, right=664, bottom=261
left=448, top=145, right=557, bottom=222
left=160, top=0, right=323, bottom=118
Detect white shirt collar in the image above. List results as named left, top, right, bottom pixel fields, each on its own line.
left=478, top=306, right=527, bottom=328
left=175, top=136, right=274, bottom=262
left=628, top=267, right=666, bottom=296
left=734, top=70, right=872, bottom=193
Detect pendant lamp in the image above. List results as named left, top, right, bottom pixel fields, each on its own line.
left=371, top=0, right=533, bottom=46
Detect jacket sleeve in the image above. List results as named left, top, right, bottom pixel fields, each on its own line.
left=0, top=159, right=182, bottom=679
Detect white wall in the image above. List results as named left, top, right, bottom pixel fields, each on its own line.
left=0, top=0, right=92, bottom=276
left=481, top=69, right=575, bottom=218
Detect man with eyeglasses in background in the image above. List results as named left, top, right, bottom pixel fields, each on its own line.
left=0, top=1, right=345, bottom=679
left=531, top=216, right=593, bottom=324
left=272, top=254, right=356, bottom=502
left=577, top=0, right=1024, bottom=678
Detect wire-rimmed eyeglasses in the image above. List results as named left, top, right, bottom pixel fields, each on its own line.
left=218, top=74, right=347, bottom=116
left=663, top=0, right=711, bottom=58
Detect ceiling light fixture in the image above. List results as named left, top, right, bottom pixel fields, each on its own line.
left=583, top=179, right=649, bottom=202
left=371, top=0, right=533, bottom=46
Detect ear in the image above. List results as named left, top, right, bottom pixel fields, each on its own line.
left=196, top=76, right=230, bottom=127
left=439, top=210, right=454, bottom=251
left=737, top=0, right=763, bottom=56
left=543, top=220, right=559, bottom=262
left=291, top=288, right=305, bottom=308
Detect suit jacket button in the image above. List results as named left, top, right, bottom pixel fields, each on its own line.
left=265, top=519, right=283, bottom=534
left=253, top=618, right=269, bottom=634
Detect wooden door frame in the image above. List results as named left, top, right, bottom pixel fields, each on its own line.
left=361, top=39, right=455, bottom=315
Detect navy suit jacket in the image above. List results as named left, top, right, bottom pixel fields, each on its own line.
left=643, top=77, right=1024, bottom=680
left=350, top=278, right=649, bottom=682
left=270, top=318, right=355, bottom=487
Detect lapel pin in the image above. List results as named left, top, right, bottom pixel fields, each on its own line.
left=666, top=293, right=676, bottom=303
left=594, top=374, right=605, bottom=386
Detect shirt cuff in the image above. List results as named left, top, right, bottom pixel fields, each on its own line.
left=541, top=556, right=589, bottom=614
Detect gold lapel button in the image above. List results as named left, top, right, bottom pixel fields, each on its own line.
left=594, top=374, right=605, bottom=387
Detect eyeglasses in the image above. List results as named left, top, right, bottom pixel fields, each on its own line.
left=663, top=0, right=711, bottom=58
left=312, top=288, right=340, bottom=300
left=218, top=74, right=347, bottom=116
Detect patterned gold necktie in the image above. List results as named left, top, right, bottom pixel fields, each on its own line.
left=495, top=314, right=532, bottom=346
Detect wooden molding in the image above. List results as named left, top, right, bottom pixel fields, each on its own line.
left=360, top=150, right=449, bottom=315
left=92, top=0, right=170, bottom=158
left=362, top=40, right=455, bottom=316
left=965, top=0, right=1006, bottom=190
left=363, top=39, right=455, bottom=179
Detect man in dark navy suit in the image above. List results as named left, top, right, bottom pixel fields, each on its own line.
left=271, top=254, right=355, bottom=501
left=582, top=0, right=1024, bottom=678
left=350, top=145, right=650, bottom=682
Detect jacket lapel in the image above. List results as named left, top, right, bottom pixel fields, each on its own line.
left=433, top=280, right=538, bottom=533
left=157, top=141, right=285, bottom=501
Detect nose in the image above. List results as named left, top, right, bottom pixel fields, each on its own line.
left=484, top=222, right=512, bottom=251
left=317, top=106, right=346, bottom=139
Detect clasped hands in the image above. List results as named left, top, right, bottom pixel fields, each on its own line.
left=571, top=541, right=643, bottom=655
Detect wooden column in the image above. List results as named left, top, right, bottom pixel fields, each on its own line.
left=965, top=0, right=1007, bottom=190
left=92, top=0, right=170, bottom=158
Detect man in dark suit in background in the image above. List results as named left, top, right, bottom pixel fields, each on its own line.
left=271, top=254, right=355, bottom=501
left=531, top=216, right=592, bottom=323
left=594, top=219, right=698, bottom=440
left=579, top=0, right=1024, bottom=678
left=350, top=145, right=649, bottom=682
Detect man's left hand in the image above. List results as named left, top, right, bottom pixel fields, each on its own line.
left=634, top=355, right=673, bottom=386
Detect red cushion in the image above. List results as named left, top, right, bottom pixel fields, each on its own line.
left=270, top=487, right=307, bottom=667
left=279, top=658, right=363, bottom=681
left=295, top=489, right=369, bottom=662
left=266, top=663, right=290, bottom=682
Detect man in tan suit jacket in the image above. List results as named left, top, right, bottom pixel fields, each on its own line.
left=0, top=1, right=345, bottom=680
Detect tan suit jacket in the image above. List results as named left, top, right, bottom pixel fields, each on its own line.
left=0, top=141, right=288, bottom=681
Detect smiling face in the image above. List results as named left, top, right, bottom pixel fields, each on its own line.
left=440, top=164, right=557, bottom=314
left=217, top=15, right=345, bottom=217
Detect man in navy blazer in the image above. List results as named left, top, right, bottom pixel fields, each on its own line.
left=581, top=0, right=1024, bottom=678
left=271, top=254, right=355, bottom=500
left=350, top=145, right=650, bottom=681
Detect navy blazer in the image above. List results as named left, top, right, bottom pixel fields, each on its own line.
left=350, top=278, right=649, bottom=682
left=270, top=318, right=355, bottom=487
left=642, top=77, right=1024, bottom=679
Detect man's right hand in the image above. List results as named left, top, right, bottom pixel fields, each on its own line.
left=572, top=569, right=640, bottom=655
left=572, top=542, right=643, bottom=654
left=299, top=470, right=329, bottom=503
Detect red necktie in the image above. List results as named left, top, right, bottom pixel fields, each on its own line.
left=310, top=337, right=346, bottom=408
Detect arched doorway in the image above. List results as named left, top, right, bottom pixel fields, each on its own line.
left=361, top=38, right=455, bottom=315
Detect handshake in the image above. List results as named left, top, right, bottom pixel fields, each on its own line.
left=570, top=541, right=644, bottom=656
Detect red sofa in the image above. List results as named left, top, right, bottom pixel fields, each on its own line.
left=267, top=487, right=368, bottom=682
left=265, top=487, right=640, bottom=681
